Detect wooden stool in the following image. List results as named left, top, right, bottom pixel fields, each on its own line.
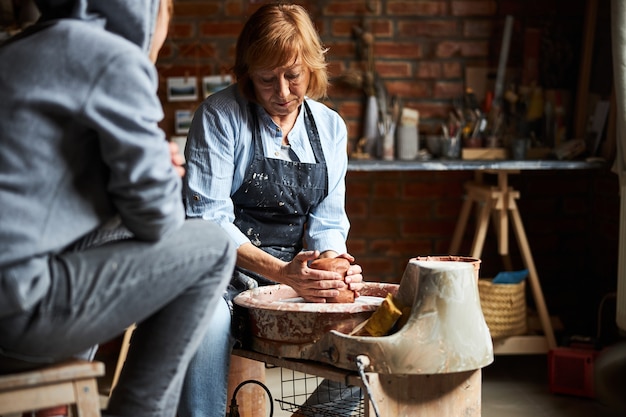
left=0, top=359, right=104, bottom=417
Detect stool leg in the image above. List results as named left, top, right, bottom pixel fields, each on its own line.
left=72, top=378, right=101, bottom=417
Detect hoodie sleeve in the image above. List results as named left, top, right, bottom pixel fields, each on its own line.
left=82, top=49, right=184, bottom=241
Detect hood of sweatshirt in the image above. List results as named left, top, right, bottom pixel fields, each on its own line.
left=33, top=0, right=160, bottom=54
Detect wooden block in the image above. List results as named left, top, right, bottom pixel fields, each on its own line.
left=462, top=148, right=507, bottom=160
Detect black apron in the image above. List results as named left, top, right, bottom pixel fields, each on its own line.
left=228, top=101, right=329, bottom=299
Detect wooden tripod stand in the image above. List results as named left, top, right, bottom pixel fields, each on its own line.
left=450, top=169, right=557, bottom=353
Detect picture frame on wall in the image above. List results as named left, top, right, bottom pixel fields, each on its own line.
left=174, top=110, right=193, bottom=135
left=167, top=77, right=198, bottom=102
left=202, top=75, right=232, bottom=98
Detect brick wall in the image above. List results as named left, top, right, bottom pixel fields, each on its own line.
left=158, top=0, right=619, bottom=337
left=159, top=0, right=587, bottom=148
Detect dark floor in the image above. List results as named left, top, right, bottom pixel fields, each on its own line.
left=481, top=354, right=622, bottom=417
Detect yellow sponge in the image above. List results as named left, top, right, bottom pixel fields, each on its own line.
left=363, top=293, right=403, bottom=337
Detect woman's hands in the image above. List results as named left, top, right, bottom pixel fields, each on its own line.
left=236, top=244, right=364, bottom=303
left=333, top=252, right=365, bottom=293
left=279, top=250, right=364, bottom=303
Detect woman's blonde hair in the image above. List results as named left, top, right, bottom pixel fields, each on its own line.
left=233, top=3, right=329, bottom=101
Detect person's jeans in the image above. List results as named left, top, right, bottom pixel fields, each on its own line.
left=0, top=219, right=235, bottom=417
left=178, top=296, right=234, bottom=417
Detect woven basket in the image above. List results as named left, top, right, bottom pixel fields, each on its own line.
left=478, top=278, right=527, bottom=339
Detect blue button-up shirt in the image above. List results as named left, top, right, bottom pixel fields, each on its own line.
left=183, top=84, right=349, bottom=254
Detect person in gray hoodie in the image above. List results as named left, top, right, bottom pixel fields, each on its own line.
left=0, top=1, right=235, bottom=416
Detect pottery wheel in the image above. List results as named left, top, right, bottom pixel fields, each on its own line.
left=234, top=283, right=398, bottom=348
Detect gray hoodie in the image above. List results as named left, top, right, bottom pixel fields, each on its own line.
left=0, top=0, right=183, bottom=316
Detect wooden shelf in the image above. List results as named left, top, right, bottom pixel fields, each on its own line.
left=347, top=158, right=606, bottom=172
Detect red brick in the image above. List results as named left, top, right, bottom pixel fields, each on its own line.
left=372, top=180, right=400, bottom=199
left=169, top=22, right=195, bottom=39
left=375, top=61, right=412, bottom=78
left=326, top=61, right=345, bottom=78
left=345, top=178, right=372, bottom=198
left=345, top=200, right=369, bottom=219
left=463, top=19, right=495, bottom=38
left=412, top=101, right=452, bottom=120
left=157, top=43, right=174, bottom=59
left=328, top=82, right=362, bottom=98
left=174, top=3, right=221, bottom=18
left=324, top=1, right=379, bottom=15
left=416, top=61, right=443, bottom=79
left=368, top=239, right=396, bottom=254
left=335, top=101, right=363, bottom=119
left=451, top=0, right=498, bottom=16
left=157, top=65, right=213, bottom=78
left=200, top=22, right=243, bottom=37
left=326, top=41, right=357, bottom=59
left=443, top=61, right=463, bottom=78
left=405, top=180, right=465, bottom=199
left=224, top=1, right=244, bottom=17
left=177, top=42, right=217, bottom=59
left=348, top=218, right=399, bottom=238
left=434, top=80, right=464, bottom=98
left=398, top=20, right=459, bottom=38
left=312, top=18, right=327, bottom=37
left=345, top=238, right=367, bottom=256
left=387, top=0, right=448, bottom=16
left=394, top=239, right=433, bottom=257
left=435, top=40, right=489, bottom=58
left=331, top=19, right=359, bottom=37
left=332, top=19, right=392, bottom=38
left=375, top=200, right=432, bottom=218
left=370, top=20, right=394, bottom=38
left=356, top=257, right=396, bottom=280
left=403, top=218, right=456, bottom=237
left=385, top=80, right=430, bottom=99
left=374, top=42, right=421, bottom=59
left=370, top=239, right=431, bottom=257
left=433, top=202, right=463, bottom=222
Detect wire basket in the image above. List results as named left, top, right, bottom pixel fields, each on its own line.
left=277, top=368, right=364, bottom=417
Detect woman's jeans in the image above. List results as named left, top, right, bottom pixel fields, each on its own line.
left=0, top=219, right=235, bottom=417
left=178, top=297, right=234, bottom=417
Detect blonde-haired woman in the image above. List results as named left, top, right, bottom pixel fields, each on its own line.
left=180, top=3, right=364, bottom=416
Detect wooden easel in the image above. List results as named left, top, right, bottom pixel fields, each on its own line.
left=449, top=169, right=557, bottom=353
